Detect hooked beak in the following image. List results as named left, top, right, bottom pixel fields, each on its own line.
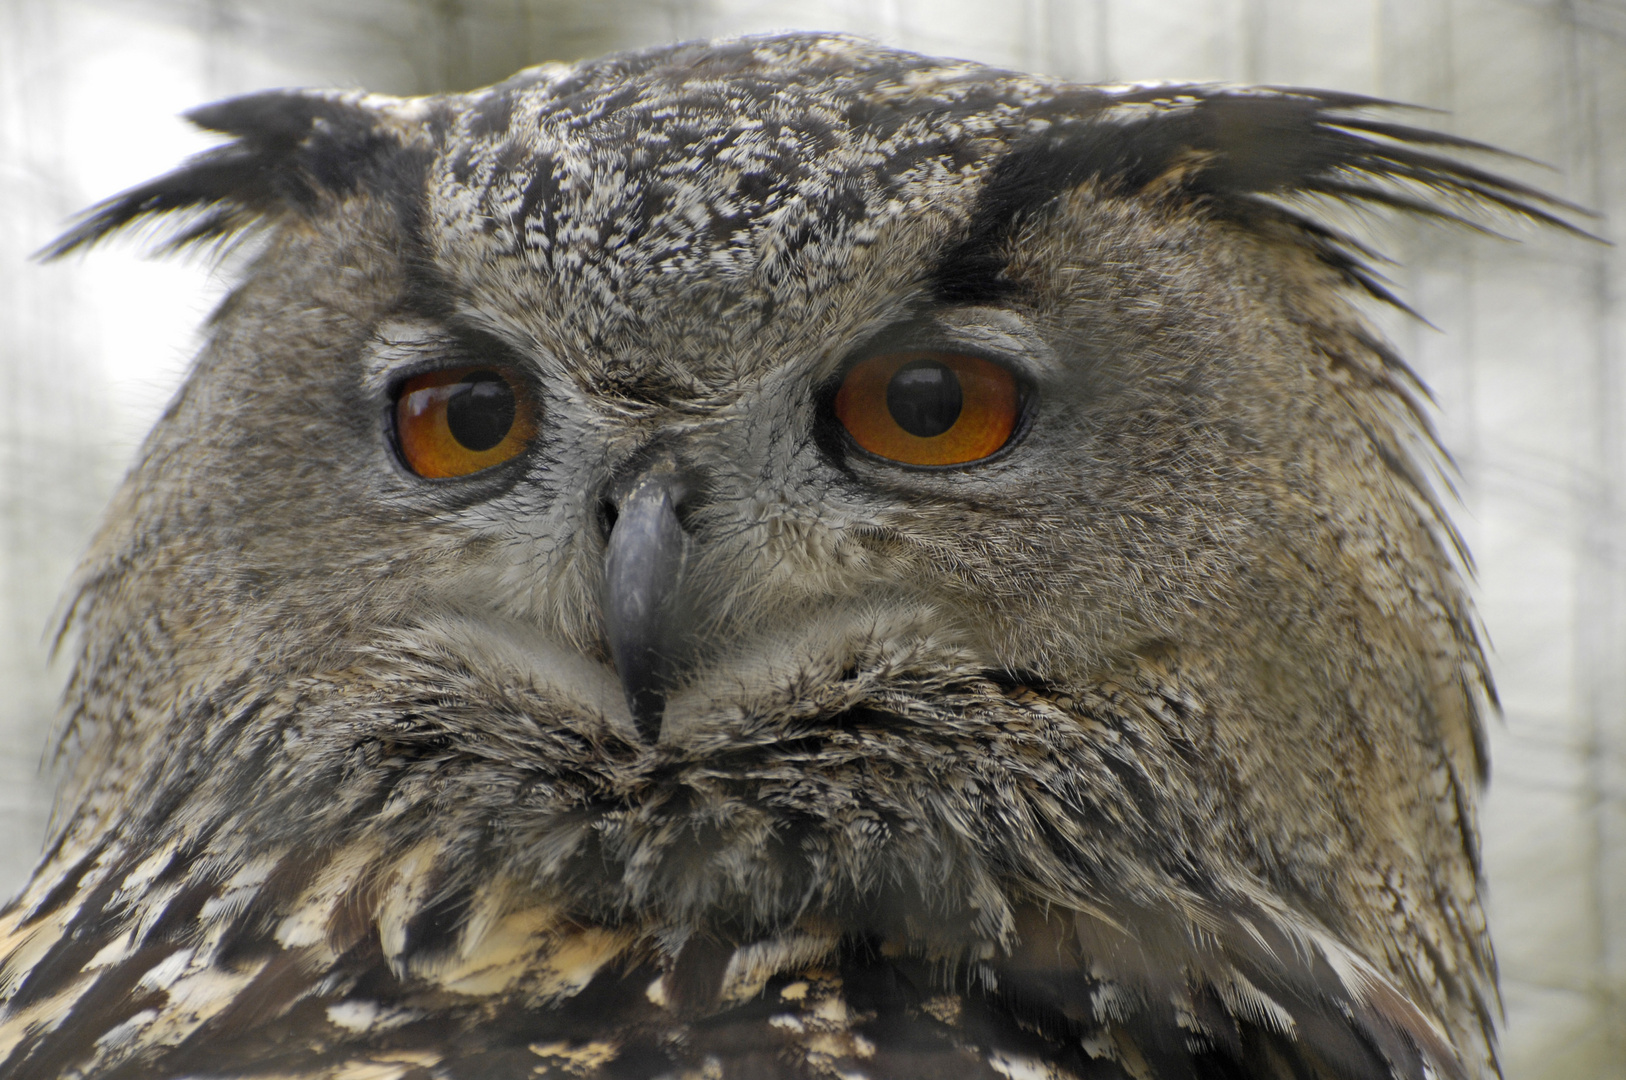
left=602, top=465, right=691, bottom=741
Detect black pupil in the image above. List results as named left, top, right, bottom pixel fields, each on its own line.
left=886, top=359, right=962, bottom=438
left=445, top=372, right=517, bottom=452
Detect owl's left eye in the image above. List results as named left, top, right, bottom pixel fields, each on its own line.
left=394, top=366, right=536, bottom=478
left=833, top=351, right=1022, bottom=466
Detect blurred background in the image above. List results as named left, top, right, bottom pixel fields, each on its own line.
left=0, top=0, right=1620, bottom=1075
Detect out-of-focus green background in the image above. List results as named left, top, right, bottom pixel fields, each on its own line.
left=1, top=1, right=1621, bottom=1075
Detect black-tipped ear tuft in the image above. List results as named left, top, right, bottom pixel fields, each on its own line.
left=937, top=85, right=1601, bottom=308
left=38, top=90, right=411, bottom=261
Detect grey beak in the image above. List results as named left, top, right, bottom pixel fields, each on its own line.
left=603, top=466, right=690, bottom=741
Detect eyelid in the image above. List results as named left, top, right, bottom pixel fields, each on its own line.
left=924, top=334, right=1055, bottom=385
left=837, top=311, right=1057, bottom=387
left=362, top=319, right=546, bottom=401
left=361, top=320, right=462, bottom=395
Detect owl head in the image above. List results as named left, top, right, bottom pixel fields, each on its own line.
left=28, top=33, right=1586, bottom=1079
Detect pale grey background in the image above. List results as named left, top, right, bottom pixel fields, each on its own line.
left=1, top=1, right=1620, bottom=1076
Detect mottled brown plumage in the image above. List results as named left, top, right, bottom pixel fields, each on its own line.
left=0, top=33, right=1588, bottom=1080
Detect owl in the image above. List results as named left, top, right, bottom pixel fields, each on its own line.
left=0, top=31, right=1587, bottom=1080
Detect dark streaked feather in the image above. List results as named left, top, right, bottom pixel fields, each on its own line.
left=35, top=90, right=424, bottom=261
left=0, top=675, right=1469, bottom=1079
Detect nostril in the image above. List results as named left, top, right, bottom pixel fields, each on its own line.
left=671, top=492, right=697, bottom=533
left=597, top=497, right=619, bottom=540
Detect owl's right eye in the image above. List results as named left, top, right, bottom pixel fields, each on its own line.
left=394, top=366, right=536, bottom=479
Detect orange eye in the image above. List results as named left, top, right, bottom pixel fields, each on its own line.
left=395, top=366, right=536, bottom=479
left=833, top=351, right=1021, bottom=466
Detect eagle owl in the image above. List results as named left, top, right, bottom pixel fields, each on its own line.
left=0, top=32, right=1584, bottom=1080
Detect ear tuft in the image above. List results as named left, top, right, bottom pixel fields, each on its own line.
left=38, top=90, right=410, bottom=261
left=940, top=85, right=1600, bottom=309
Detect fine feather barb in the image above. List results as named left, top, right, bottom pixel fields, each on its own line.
left=1134, top=86, right=1597, bottom=236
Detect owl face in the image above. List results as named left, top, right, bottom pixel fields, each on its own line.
left=29, top=33, right=1581, bottom=1076
left=146, top=46, right=1311, bottom=753
left=52, top=31, right=1480, bottom=923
